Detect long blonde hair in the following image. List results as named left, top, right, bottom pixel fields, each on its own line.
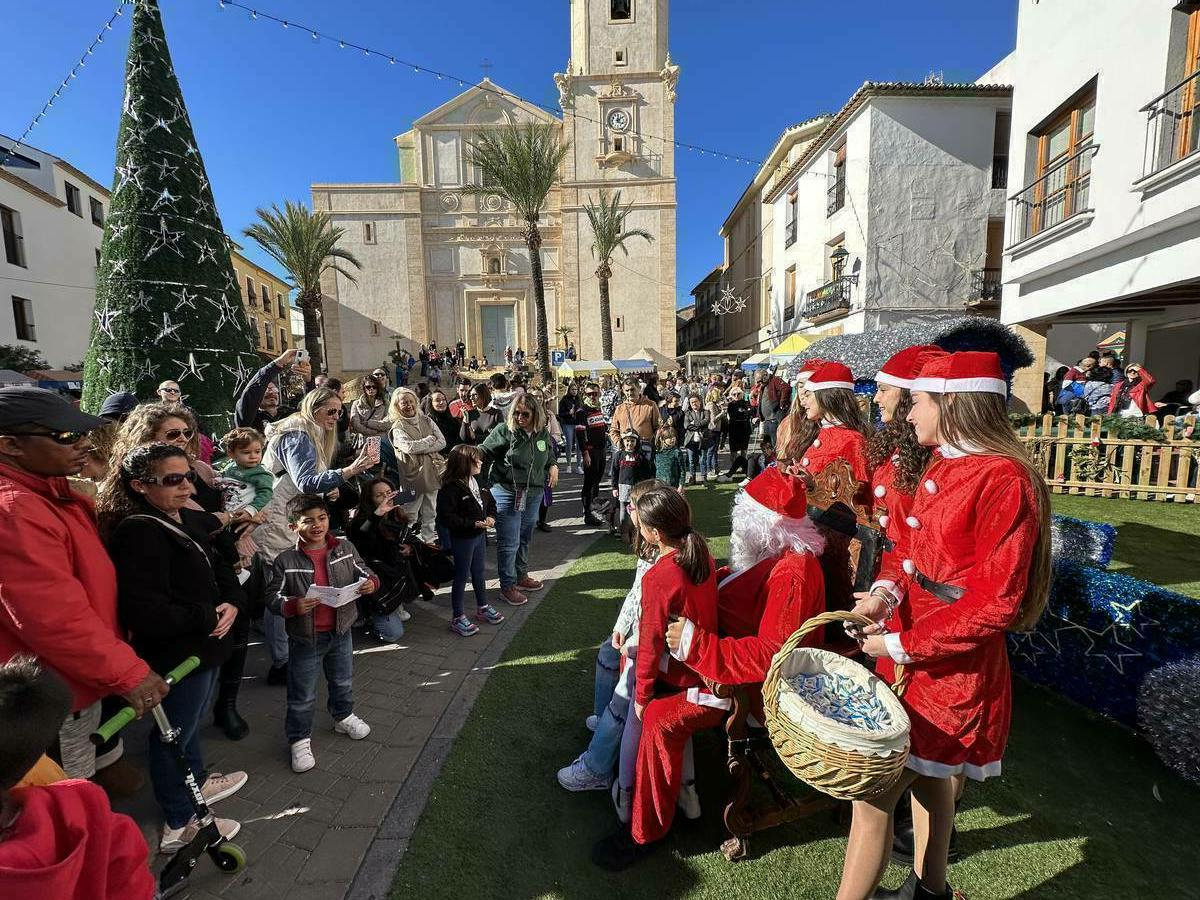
left=270, top=388, right=340, bottom=471
left=937, top=391, right=1052, bottom=631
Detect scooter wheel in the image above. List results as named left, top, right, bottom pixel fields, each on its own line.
left=213, top=841, right=246, bottom=874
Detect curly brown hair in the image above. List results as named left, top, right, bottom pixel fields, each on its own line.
left=865, top=389, right=930, bottom=494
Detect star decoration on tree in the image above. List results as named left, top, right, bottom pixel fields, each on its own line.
left=172, top=351, right=210, bottom=383
left=145, top=215, right=185, bottom=259
left=152, top=311, right=183, bottom=344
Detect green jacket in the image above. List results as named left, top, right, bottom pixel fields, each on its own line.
left=481, top=422, right=556, bottom=491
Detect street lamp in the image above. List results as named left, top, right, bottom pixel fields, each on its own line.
left=830, top=246, right=849, bottom=280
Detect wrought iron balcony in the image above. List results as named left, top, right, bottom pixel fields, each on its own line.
left=1140, top=69, right=1200, bottom=179
left=969, top=267, right=1002, bottom=306
left=826, top=178, right=845, bottom=216
left=1006, top=144, right=1098, bottom=247
left=784, top=218, right=797, bottom=247
left=803, top=274, right=856, bottom=321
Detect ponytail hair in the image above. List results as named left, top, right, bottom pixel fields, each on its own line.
left=634, top=485, right=712, bottom=585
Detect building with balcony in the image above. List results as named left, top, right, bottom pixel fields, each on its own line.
left=1, top=135, right=109, bottom=368
left=763, top=82, right=1012, bottom=351
left=229, top=248, right=296, bottom=363
left=996, top=0, right=1200, bottom=391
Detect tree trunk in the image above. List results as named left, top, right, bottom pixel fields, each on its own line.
left=298, top=288, right=325, bottom=374
left=597, top=261, right=613, bottom=361
left=525, top=219, right=551, bottom=383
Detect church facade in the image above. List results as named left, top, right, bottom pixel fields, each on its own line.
left=311, top=0, right=678, bottom=376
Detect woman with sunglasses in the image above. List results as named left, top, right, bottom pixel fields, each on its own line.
left=105, top=442, right=249, bottom=853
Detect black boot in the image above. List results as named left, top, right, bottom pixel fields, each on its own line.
left=872, top=870, right=917, bottom=900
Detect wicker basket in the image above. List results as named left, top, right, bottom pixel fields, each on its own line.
left=762, top=611, right=910, bottom=801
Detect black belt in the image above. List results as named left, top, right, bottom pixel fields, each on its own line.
left=915, top=570, right=965, bottom=604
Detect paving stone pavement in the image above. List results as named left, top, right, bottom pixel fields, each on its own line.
left=111, top=469, right=606, bottom=900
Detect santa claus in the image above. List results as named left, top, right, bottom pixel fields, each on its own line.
left=592, top=467, right=827, bottom=870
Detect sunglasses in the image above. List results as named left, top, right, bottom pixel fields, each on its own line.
left=2, top=428, right=90, bottom=445
left=162, top=428, right=195, bottom=441
left=138, top=470, right=197, bottom=487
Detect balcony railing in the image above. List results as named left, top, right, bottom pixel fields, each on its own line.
left=1006, top=143, right=1098, bottom=247
left=1140, top=69, right=1200, bottom=179
left=991, top=156, right=1008, bottom=190
left=826, top=178, right=845, bottom=216
left=784, top=218, right=797, bottom=247
left=803, top=274, right=856, bottom=321
left=969, top=267, right=1002, bottom=305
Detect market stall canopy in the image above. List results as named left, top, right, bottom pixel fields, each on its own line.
left=612, top=358, right=655, bottom=374
left=741, top=352, right=770, bottom=370
left=632, top=347, right=681, bottom=372
left=557, top=359, right=618, bottom=378
left=769, top=333, right=812, bottom=360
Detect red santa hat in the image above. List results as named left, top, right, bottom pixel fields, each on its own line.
left=806, top=360, right=855, bottom=392
left=795, top=357, right=826, bottom=384
left=912, top=350, right=1007, bottom=395
left=875, top=345, right=949, bottom=390
left=742, top=466, right=808, bottom=521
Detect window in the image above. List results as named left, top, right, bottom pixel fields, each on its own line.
left=614, top=49, right=627, bottom=66
left=277, top=293, right=285, bottom=318
left=610, top=0, right=632, bottom=21
left=363, top=222, right=375, bottom=244
left=784, top=266, right=796, bottom=320
left=827, top=142, right=846, bottom=216
left=260, top=283, right=270, bottom=310
left=245, top=276, right=255, bottom=301
left=279, top=326, right=288, bottom=350
left=1, top=206, right=24, bottom=267
left=65, top=182, right=82, bottom=217
left=785, top=188, right=798, bottom=247
left=1031, top=88, right=1096, bottom=233
left=11, top=296, right=35, bottom=341
left=265, top=323, right=275, bottom=350
left=89, top=197, right=104, bottom=228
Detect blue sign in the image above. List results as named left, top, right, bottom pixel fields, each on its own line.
left=551, top=350, right=566, bottom=366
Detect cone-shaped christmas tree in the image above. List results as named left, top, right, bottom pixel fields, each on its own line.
left=82, top=0, right=260, bottom=427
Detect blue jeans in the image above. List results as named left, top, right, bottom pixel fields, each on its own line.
left=148, top=665, right=219, bottom=828
left=491, top=483, right=541, bottom=590
left=263, top=607, right=289, bottom=666
left=285, top=630, right=354, bottom=743
left=450, top=531, right=487, bottom=618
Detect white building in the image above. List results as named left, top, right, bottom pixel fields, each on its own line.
left=763, top=82, right=1012, bottom=348
left=997, top=0, right=1200, bottom=389
left=1, top=137, right=109, bottom=368
left=313, top=0, right=679, bottom=378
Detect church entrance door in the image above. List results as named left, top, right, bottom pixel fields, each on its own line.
left=480, top=303, right=516, bottom=363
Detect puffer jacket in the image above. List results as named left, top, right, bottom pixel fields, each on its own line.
left=266, top=535, right=378, bottom=643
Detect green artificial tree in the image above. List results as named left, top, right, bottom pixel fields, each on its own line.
left=82, top=0, right=260, bottom=428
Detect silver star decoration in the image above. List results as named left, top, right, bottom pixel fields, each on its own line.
left=134, top=357, right=158, bottom=383
left=196, top=241, right=219, bottom=266
left=147, top=116, right=172, bottom=136
left=204, top=294, right=241, bottom=333
left=151, top=188, right=178, bottom=211
left=145, top=216, right=185, bottom=259
left=172, top=286, right=198, bottom=312
left=93, top=299, right=123, bottom=337
left=128, top=289, right=154, bottom=313
left=173, top=352, right=210, bottom=383
left=153, top=156, right=179, bottom=182
left=115, top=161, right=144, bottom=194
left=221, top=357, right=253, bottom=395
left=153, top=311, right=184, bottom=344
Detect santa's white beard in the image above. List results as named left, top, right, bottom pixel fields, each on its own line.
left=728, top=492, right=826, bottom=572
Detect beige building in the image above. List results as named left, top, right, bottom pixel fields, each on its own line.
left=311, top=0, right=678, bottom=377
left=229, top=250, right=294, bottom=362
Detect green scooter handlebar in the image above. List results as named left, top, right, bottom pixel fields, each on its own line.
left=89, top=656, right=201, bottom=746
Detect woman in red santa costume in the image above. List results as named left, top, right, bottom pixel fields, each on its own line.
left=839, top=350, right=1051, bottom=900
left=777, top=361, right=872, bottom=484
left=592, top=468, right=827, bottom=870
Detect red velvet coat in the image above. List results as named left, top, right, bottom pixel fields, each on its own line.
left=879, top=450, right=1041, bottom=779
left=796, top=424, right=870, bottom=485
left=635, top=553, right=718, bottom=708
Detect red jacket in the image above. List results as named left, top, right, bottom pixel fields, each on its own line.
left=0, top=462, right=148, bottom=711
left=0, top=780, right=155, bottom=899
left=636, top=553, right=718, bottom=707
left=1107, top=368, right=1156, bottom=415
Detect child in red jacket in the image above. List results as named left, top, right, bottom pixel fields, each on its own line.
left=0, top=656, right=154, bottom=899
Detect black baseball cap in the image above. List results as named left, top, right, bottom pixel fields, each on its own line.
left=0, top=387, right=107, bottom=432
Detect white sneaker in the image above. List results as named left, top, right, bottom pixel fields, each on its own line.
left=201, top=771, right=248, bottom=805
left=678, top=780, right=702, bottom=820
left=612, top=780, right=632, bottom=824
left=556, top=755, right=608, bottom=792
left=160, top=815, right=240, bottom=853
left=585, top=714, right=599, bottom=732
left=398, top=606, right=412, bottom=622
left=290, top=738, right=316, bottom=773
left=334, top=713, right=371, bottom=740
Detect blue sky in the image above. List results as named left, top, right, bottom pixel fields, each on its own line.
left=2, top=0, right=1016, bottom=307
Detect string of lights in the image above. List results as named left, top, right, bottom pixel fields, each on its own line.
left=0, top=2, right=130, bottom=168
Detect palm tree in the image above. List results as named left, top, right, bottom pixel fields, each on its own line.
left=243, top=200, right=362, bottom=374
left=464, top=122, right=569, bottom=382
left=583, top=190, right=654, bottom=360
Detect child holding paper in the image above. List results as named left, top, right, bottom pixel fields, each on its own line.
left=267, top=494, right=380, bottom=773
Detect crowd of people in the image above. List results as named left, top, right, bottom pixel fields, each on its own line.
left=0, top=341, right=1050, bottom=900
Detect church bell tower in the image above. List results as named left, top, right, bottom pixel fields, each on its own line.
left=556, top=0, right=679, bottom=358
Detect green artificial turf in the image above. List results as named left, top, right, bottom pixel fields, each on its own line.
left=1050, top=494, right=1200, bottom=597
left=393, top=484, right=1200, bottom=899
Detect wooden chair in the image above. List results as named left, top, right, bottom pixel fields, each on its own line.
left=708, top=459, right=878, bottom=861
